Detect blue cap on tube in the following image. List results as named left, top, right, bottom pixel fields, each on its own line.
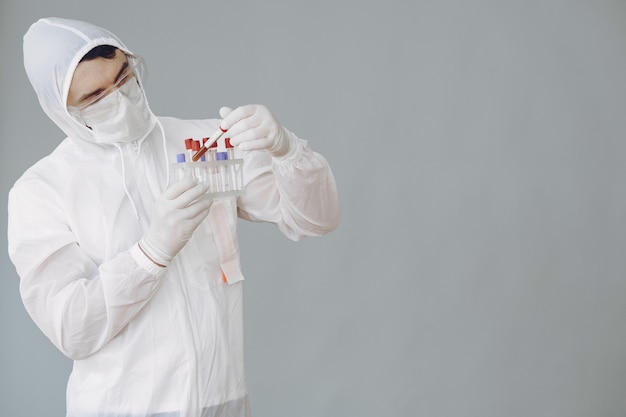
left=177, top=153, right=186, bottom=163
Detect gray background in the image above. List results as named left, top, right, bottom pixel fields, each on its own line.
left=1, top=0, right=626, bottom=416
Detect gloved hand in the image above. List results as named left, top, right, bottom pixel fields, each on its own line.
left=219, top=105, right=295, bottom=157
left=139, top=178, right=212, bottom=267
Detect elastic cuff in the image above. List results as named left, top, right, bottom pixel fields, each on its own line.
left=139, top=236, right=173, bottom=267
left=271, top=129, right=300, bottom=161
left=131, top=243, right=167, bottom=276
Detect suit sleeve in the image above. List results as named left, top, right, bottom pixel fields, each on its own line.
left=236, top=128, right=340, bottom=241
left=7, top=177, right=162, bottom=360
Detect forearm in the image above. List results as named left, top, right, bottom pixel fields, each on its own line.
left=238, top=130, right=340, bottom=240
left=272, top=132, right=340, bottom=237
left=18, top=243, right=162, bottom=360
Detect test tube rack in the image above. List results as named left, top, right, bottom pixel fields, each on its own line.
left=170, top=159, right=245, bottom=199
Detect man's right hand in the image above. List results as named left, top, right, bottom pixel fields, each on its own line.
left=140, top=178, right=212, bottom=267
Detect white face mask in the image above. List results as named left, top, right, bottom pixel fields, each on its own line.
left=70, top=79, right=155, bottom=144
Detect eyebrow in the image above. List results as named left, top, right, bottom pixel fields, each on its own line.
left=76, top=61, right=130, bottom=104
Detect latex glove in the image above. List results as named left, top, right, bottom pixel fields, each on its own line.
left=139, top=178, right=212, bottom=267
left=219, top=105, right=294, bottom=157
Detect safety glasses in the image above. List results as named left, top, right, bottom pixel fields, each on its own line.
left=68, top=54, right=145, bottom=113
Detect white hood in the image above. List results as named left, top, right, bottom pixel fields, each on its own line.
left=23, top=17, right=167, bottom=220
left=23, top=17, right=148, bottom=144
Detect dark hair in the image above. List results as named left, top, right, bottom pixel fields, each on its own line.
left=80, top=45, right=118, bottom=62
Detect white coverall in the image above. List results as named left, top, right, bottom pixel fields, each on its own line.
left=8, top=17, right=340, bottom=417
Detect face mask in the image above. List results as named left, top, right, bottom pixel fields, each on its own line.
left=70, top=79, right=155, bottom=144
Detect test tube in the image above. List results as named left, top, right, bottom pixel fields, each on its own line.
left=208, top=141, right=218, bottom=161
left=216, top=138, right=229, bottom=192
left=191, top=141, right=206, bottom=182
left=184, top=138, right=194, bottom=162
left=201, top=138, right=216, bottom=192
left=225, top=138, right=235, bottom=160
left=225, top=138, right=238, bottom=191
left=202, top=137, right=211, bottom=158
left=174, top=153, right=187, bottom=181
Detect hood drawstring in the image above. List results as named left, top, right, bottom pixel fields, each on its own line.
left=114, top=143, right=140, bottom=221
left=114, top=120, right=169, bottom=222
left=156, top=119, right=170, bottom=187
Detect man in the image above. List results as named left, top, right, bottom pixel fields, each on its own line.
left=8, top=17, right=339, bottom=417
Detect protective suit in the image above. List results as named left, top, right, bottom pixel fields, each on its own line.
left=8, top=17, right=340, bottom=417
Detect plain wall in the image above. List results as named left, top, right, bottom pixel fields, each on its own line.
left=2, top=0, right=626, bottom=416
